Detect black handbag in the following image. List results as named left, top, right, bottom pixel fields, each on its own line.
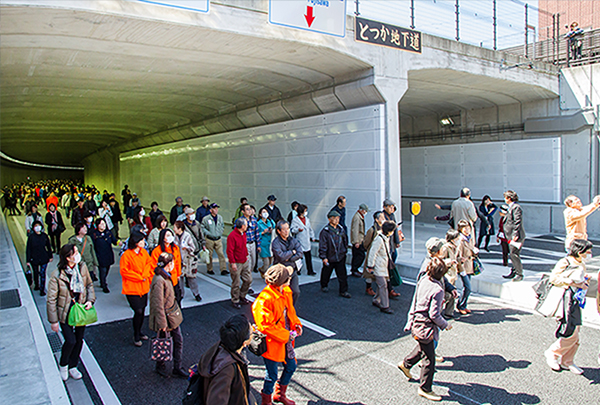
left=150, top=331, right=173, bottom=362
left=248, top=329, right=267, bottom=356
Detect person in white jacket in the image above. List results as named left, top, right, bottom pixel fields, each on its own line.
left=290, top=204, right=316, bottom=276
left=366, top=221, right=397, bottom=314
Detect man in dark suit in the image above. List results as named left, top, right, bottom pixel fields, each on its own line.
left=502, top=190, right=525, bottom=282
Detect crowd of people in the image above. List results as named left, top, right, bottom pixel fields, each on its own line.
left=4, top=178, right=600, bottom=403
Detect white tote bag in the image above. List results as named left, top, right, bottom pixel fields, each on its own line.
left=536, top=286, right=565, bottom=318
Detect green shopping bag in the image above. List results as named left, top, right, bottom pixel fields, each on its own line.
left=68, top=302, right=98, bottom=327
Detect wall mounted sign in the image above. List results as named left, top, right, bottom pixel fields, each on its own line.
left=355, top=17, right=421, bottom=53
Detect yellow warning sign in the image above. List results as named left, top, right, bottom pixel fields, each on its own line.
left=411, top=201, right=421, bottom=216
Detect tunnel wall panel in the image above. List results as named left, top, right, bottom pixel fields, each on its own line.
left=119, top=105, right=385, bottom=231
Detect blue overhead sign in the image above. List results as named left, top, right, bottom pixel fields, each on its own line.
left=136, top=0, right=209, bottom=13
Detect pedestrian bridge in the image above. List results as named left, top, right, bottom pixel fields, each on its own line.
left=1, top=0, right=562, bottom=231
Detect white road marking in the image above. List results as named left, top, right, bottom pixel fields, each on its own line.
left=80, top=344, right=122, bottom=405
left=197, top=273, right=337, bottom=337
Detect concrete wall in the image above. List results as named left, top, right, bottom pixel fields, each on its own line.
left=82, top=150, right=120, bottom=196
left=119, top=105, right=385, bottom=231
left=0, top=162, right=83, bottom=187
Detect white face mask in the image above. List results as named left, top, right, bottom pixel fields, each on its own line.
left=261, top=212, right=269, bottom=219
left=165, top=235, right=175, bottom=244
left=86, top=217, right=93, bottom=223
left=140, top=209, right=145, bottom=216
left=33, top=225, right=42, bottom=233
left=73, top=252, right=81, bottom=264
left=188, top=214, right=196, bottom=221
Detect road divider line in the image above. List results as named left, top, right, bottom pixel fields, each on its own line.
left=197, top=273, right=336, bottom=337
left=80, top=343, right=122, bottom=405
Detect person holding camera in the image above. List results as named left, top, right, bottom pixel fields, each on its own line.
left=252, top=264, right=302, bottom=405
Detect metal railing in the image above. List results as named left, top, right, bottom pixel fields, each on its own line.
left=504, top=27, right=600, bottom=67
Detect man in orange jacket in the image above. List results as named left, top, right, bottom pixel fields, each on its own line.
left=252, top=264, right=302, bottom=405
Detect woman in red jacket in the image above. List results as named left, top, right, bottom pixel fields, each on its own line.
left=120, top=231, right=153, bottom=347
left=252, top=264, right=302, bottom=405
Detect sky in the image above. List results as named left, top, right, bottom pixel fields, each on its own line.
left=348, top=0, right=541, bottom=49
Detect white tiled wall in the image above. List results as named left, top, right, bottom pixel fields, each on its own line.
left=120, top=105, right=386, bottom=232
left=401, top=137, right=561, bottom=202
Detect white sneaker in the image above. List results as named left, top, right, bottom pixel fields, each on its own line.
left=59, top=365, right=69, bottom=381
left=564, top=364, right=584, bottom=375
left=544, top=350, right=560, bottom=371
left=597, top=354, right=600, bottom=366
left=69, top=368, right=83, bottom=380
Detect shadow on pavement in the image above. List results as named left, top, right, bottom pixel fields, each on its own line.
left=581, top=367, right=600, bottom=384
left=440, top=381, right=541, bottom=405
left=438, top=354, right=531, bottom=373
left=455, top=307, right=522, bottom=325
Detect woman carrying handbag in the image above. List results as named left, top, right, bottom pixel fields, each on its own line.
left=149, top=252, right=188, bottom=379
left=46, top=243, right=96, bottom=381
left=544, top=239, right=591, bottom=374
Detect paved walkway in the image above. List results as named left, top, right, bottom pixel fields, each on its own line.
left=0, top=211, right=69, bottom=405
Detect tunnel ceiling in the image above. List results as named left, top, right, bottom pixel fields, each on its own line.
left=0, top=5, right=371, bottom=166
left=400, top=69, right=558, bottom=117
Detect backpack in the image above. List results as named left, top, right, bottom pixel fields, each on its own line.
left=182, top=364, right=205, bottom=405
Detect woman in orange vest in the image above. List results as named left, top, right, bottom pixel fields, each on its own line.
left=120, top=231, right=153, bottom=347
left=252, top=264, right=302, bottom=405
left=150, top=229, right=184, bottom=305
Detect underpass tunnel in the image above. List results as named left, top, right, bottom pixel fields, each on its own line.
left=1, top=0, right=566, bottom=233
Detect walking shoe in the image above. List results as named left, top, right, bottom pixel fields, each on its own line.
left=273, top=382, right=295, bottom=405
left=248, top=288, right=255, bottom=295
left=372, top=301, right=381, bottom=308
left=261, top=392, right=273, bottom=405
left=69, top=368, right=83, bottom=380
left=502, top=269, right=516, bottom=279
left=221, top=270, right=229, bottom=276
left=389, top=290, right=401, bottom=300
left=544, top=350, right=560, bottom=371
left=140, top=335, right=149, bottom=341
left=231, top=301, right=241, bottom=309
left=321, top=287, right=329, bottom=293
left=512, top=275, right=523, bottom=282
left=102, top=287, right=110, bottom=293
left=417, top=387, right=442, bottom=401
left=207, top=270, right=215, bottom=275
left=598, top=354, right=600, bottom=366
left=436, top=356, right=444, bottom=363
left=240, top=297, right=252, bottom=305
left=339, top=292, right=352, bottom=299
left=561, top=364, right=584, bottom=375
left=133, top=339, right=143, bottom=347
left=90, top=272, right=98, bottom=282
left=365, top=286, right=375, bottom=296
left=458, top=309, right=468, bottom=315
left=34, top=285, right=40, bottom=291
left=194, top=294, right=202, bottom=302
left=172, top=367, right=190, bottom=378
left=40, top=290, right=46, bottom=297
left=351, top=270, right=362, bottom=278
left=380, top=307, right=394, bottom=314
left=59, top=365, right=69, bottom=381
left=253, top=268, right=259, bottom=273
left=397, top=363, right=412, bottom=380
left=307, top=271, right=316, bottom=276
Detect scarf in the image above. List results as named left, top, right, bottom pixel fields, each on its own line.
left=64, top=263, right=85, bottom=294
left=50, top=211, right=58, bottom=232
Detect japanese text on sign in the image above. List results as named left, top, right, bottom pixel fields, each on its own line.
left=355, top=17, right=421, bottom=53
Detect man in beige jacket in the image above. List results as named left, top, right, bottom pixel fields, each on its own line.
left=350, top=204, right=369, bottom=277
left=563, top=195, right=600, bottom=250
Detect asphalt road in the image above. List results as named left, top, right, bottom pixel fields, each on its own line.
left=85, top=277, right=600, bottom=405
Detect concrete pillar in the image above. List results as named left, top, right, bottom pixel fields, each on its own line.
left=374, top=77, right=408, bottom=221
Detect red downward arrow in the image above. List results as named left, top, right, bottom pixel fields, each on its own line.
left=305, top=6, right=315, bottom=27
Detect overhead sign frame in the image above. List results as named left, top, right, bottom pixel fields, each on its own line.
left=269, top=0, right=347, bottom=38
left=136, top=0, right=209, bottom=14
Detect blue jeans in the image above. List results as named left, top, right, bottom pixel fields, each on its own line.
left=263, top=355, right=297, bottom=395
left=457, top=274, right=471, bottom=310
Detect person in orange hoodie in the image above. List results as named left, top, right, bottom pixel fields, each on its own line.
left=252, top=264, right=302, bottom=405
left=150, top=229, right=185, bottom=305
left=120, top=231, right=153, bottom=347
left=46, top=192, right=59, bottom=212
